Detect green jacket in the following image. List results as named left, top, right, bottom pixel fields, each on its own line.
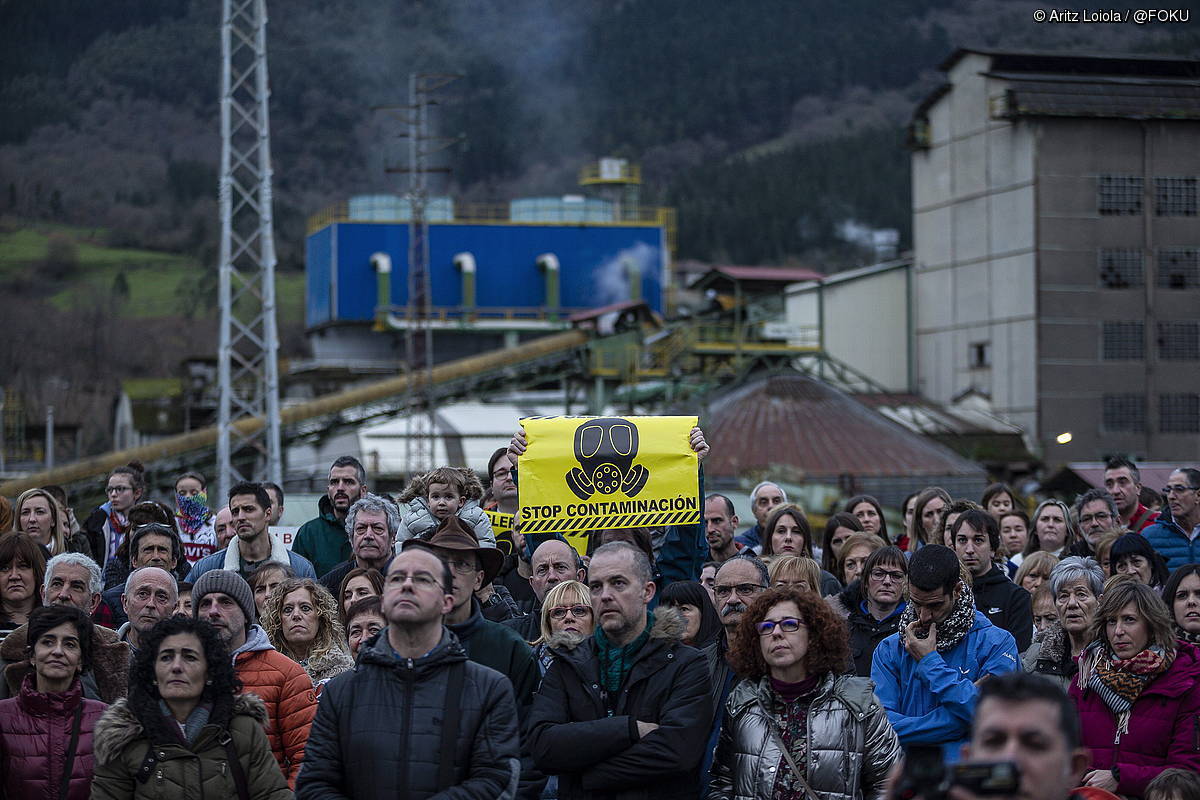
left=293, top=496, right=352, bottom=579
left=91, top=694, right=292, bottom=800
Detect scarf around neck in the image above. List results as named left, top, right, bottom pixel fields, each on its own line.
left=898, top=579, right=976, bottom=654
left=175, top=492, right=213, bottom=537
left=595, top=611, right=654, bottom=693
left=159, top=699, right=212, bottom=744
left=1080, top=640, right=1174, bottom=738
left=106, top=507, right=129, bottom=556
left=1175, top=625, right=1200, bottom=647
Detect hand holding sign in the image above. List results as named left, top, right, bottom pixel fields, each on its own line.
left=517, top=415, right=701, bottom=537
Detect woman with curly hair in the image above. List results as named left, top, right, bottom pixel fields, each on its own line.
left=708, top=587, right=900, bottom=800
left=90, top=616, right=290, bottom=799
left=260, top=576, right=353, bottom=688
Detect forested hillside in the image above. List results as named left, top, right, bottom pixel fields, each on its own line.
left=3, top=0, right=1193, bottom=272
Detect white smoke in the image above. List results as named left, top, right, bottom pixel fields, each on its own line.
left=592, top=241, right=659, bottom=306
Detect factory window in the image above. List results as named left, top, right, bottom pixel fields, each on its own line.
left=1157, top=321, right=1200, bottom=361
left=1102, top=394, right=1146, bottom=433
left=1155, top=177, right=1198, bottom=216
left=1158, top=248, right=1200, bottom=289
left=1102, top=321, right=1144, bottom=360
left=1098, top=249, right=1143, bottom=288
left=1160, top=394, right=1200, bottom=433
left=969, top=341, right=990, bottom=369
left=1098, top=175, right=1143, bottom=215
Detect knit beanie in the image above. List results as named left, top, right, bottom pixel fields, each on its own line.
left=192, top=569, right=257, bottom=627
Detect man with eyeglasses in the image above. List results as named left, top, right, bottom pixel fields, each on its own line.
left=1143, top=467, right=1200, bottom=570
left=1071, top=488, right=1121, bottom=557
left=1103, top=456, right=1159, bottom=533
left=528, top=541, right=710, bottom=800
left=297, top=546, right=521, bottom=798
left=700, top=554, right=770, bottom=787
left=404, top=516, right=545, bottom=799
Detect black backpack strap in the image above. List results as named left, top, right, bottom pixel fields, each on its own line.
left=437, top=662, right=467, bottom=791
left=57, top=702, right=84, bottom=800
left=222, top=731, right=252, bottom=800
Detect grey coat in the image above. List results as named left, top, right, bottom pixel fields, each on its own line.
left=707, top=673, right=900, bottom=800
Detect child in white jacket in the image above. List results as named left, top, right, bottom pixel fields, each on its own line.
left=392, top=466, right=497, bottom=551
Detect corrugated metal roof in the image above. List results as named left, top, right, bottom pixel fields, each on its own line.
left=713, top=265, right=825, bottom=283
left=703, top=375, right=987, bottom=482
left=1004, top=79, right=1200, bottom=119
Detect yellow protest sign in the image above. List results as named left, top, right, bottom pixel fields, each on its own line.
left=517, top=415, right=700, bottom=536
left=486, top=507, right=590, bottom=559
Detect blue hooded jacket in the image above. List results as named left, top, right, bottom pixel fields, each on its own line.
left=1142, top=516, right=1200, bottom=571
left=871, top=610, right=1020, bottom=762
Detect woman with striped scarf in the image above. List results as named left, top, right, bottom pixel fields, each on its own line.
left=1071, top=577, right=1200, bottom=798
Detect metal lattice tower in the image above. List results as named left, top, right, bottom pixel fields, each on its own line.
left=216, top=0, right=282, bottom=501
left=379, top=74, right=460, bottom=478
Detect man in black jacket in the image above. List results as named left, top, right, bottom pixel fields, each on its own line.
left=952, top=510, right=1033, bottom=651
left=528, top=541, right=711, bottom=800
left=296, top=547, right=520, bottom=800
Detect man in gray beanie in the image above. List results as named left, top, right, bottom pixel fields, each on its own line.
left=193, top=568, right=317, bottom=788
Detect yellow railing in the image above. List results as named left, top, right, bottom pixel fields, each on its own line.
left=578, top=162, right=642, bottom=185
left=306, top=200, right=674, bottom=236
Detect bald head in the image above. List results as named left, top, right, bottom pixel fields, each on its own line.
left=530, top=538, right=582, bottom=601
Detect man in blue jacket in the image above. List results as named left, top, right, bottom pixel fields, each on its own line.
left=1143, top=467, right=1200, bottom=570
left=871, top=544, right=1020, bottom=762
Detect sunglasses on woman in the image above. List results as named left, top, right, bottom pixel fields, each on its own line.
left=756, top=617, right=805, bottom=636
left=549, top=605, right=593, bottom=620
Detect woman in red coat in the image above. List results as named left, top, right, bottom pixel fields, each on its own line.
left=0, top=605, right=107, bottom=799
left=1071, top=577, right=1200, bottom=798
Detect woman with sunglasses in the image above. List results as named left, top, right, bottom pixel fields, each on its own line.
left=709, top=587, right=900, bottom=800
left=530, top=579, right=594, bottom=675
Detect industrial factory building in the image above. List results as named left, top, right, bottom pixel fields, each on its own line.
left=908, top=48, right=1200, bottom=462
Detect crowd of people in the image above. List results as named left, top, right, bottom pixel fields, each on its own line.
left=0, top=444, right=1198, bottom=800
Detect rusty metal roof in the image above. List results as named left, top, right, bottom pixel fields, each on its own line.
left=703, top=374, right=987, bottom=482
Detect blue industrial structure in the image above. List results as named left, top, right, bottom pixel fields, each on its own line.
left=305, top=206, right=670, bottom=329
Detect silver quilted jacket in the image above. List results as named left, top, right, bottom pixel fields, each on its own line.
left=707, top=673, right=900, bottom=800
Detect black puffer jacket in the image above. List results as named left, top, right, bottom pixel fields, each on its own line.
left=528, top=609, right=711, bottom=800
left=971, top=564, right=1033, bottom=652
left=296, top=628, right=521, bottom=800
left=833, top=581, right=906, bottom=678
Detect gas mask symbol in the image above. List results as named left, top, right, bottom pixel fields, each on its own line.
left=565, top=418, right=649, bottom=501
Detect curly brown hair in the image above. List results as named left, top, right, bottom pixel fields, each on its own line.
left=727, top=587, right=849, bottom=680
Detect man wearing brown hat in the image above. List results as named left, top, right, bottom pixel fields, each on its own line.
left=404, top=515, right=545, bottom=799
